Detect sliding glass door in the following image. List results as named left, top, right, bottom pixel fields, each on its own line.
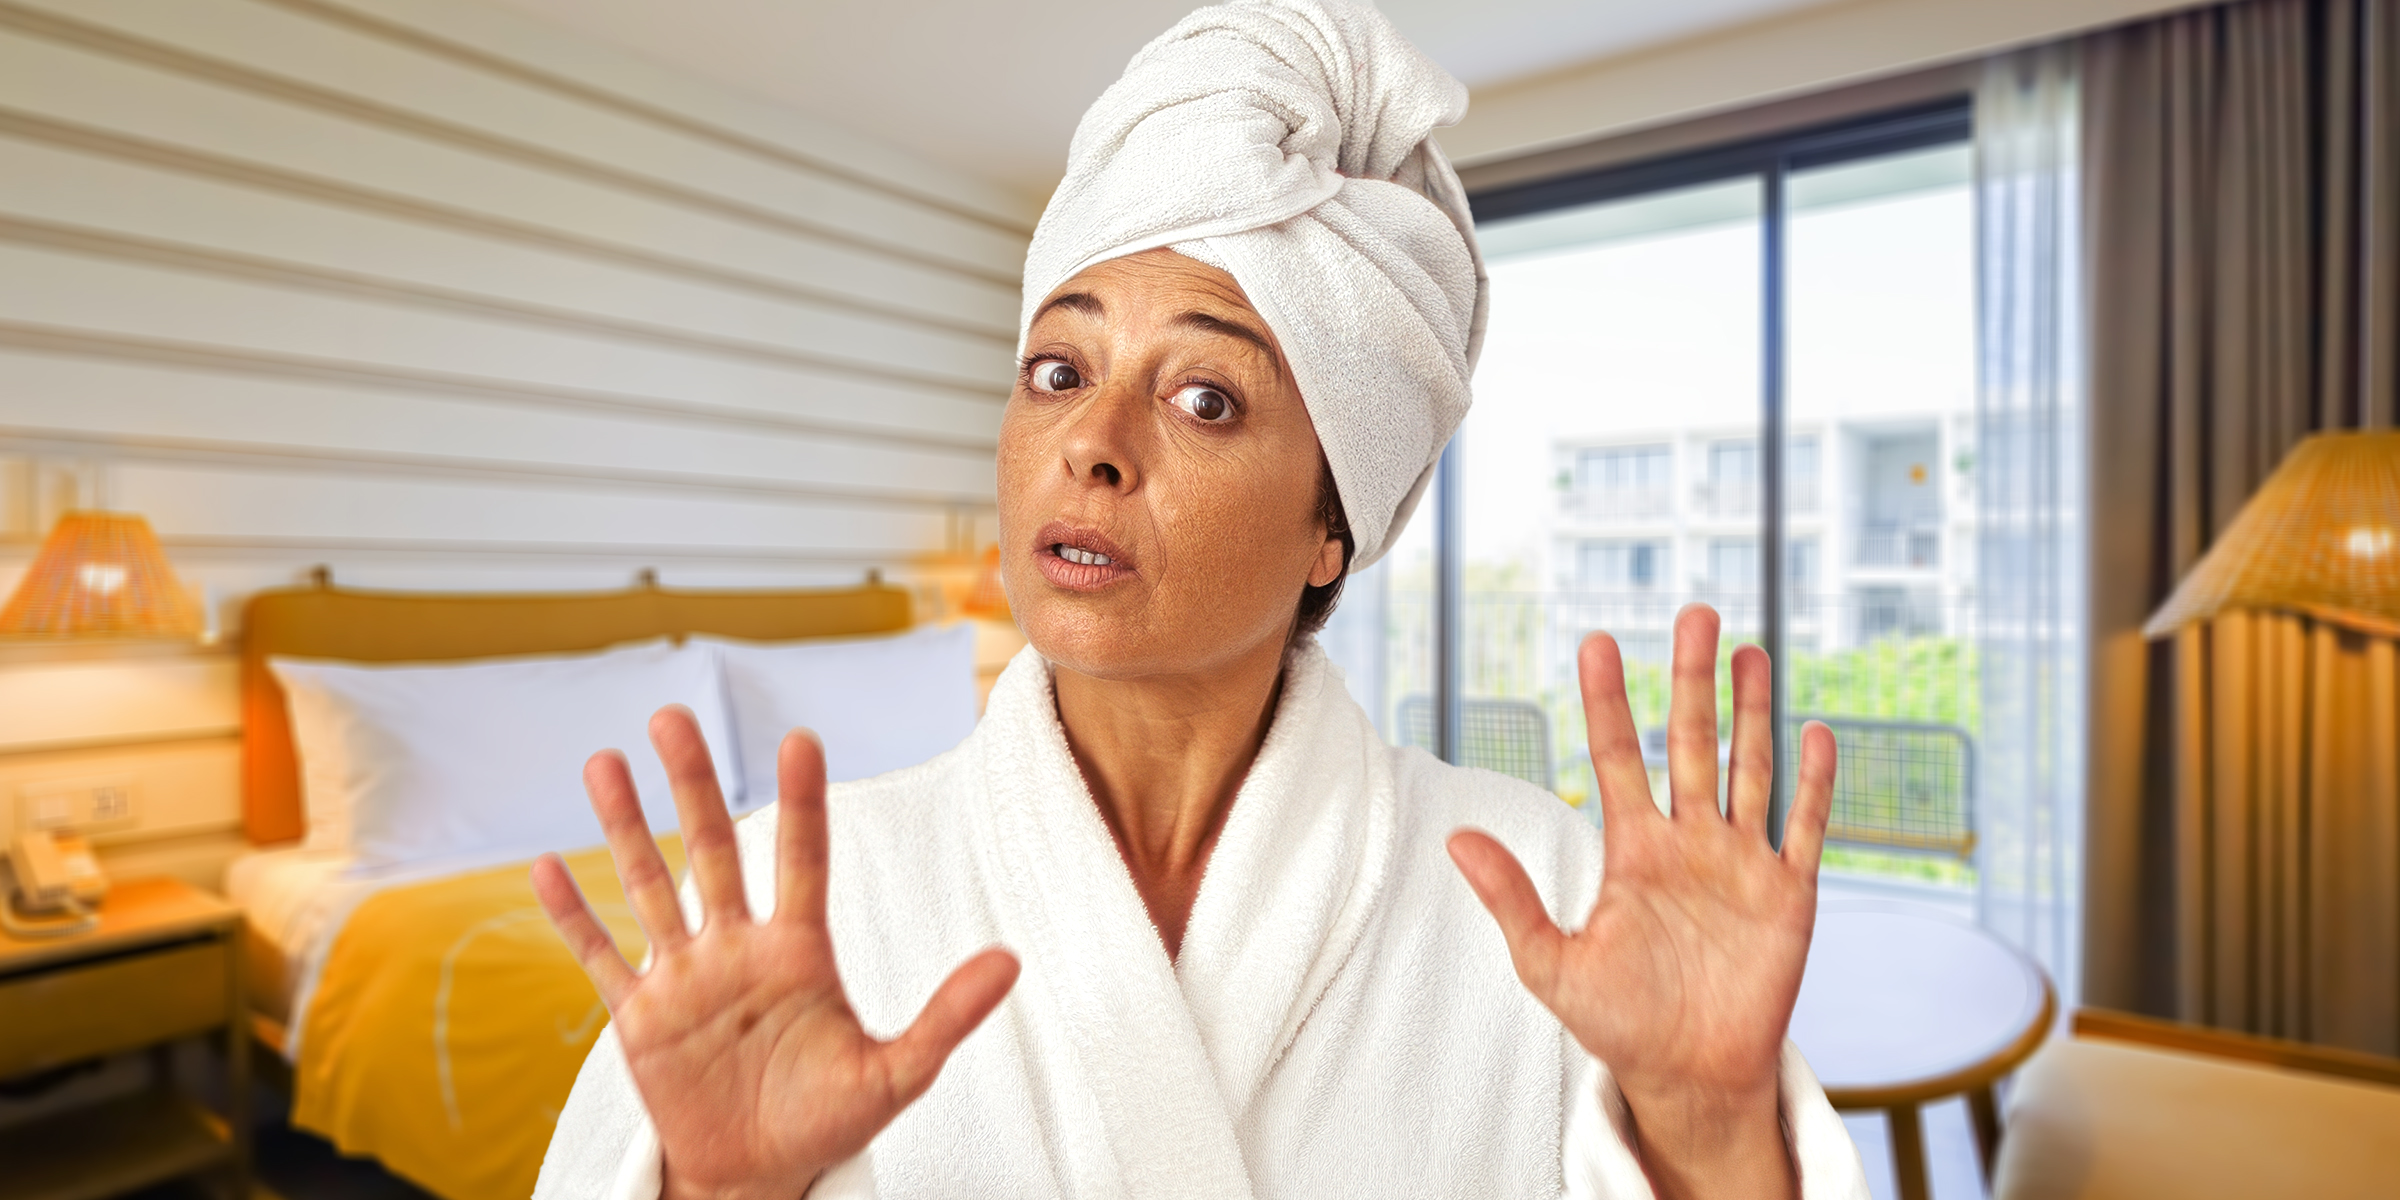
left=1352, top=102, right=1982, bottom=894
left=1455, top=178, right=1764, bottom=815
left=1785, top=143, right=1979, bottom=885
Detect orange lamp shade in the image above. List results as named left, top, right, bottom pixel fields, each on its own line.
left=960, top=544, right=1011, bottom=620
left=2145, top=430, right=2400, bottom=639
left=0, top=511, right=204, bottom=639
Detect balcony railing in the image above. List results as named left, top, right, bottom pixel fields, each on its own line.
left=1692, top=480, right=1757, bottom=518
left=1364, top=589, right=1982, bottom=866
left=1855, top=522, right=1942, bottom=568
left=1559, top=486, right=1673, bottom=522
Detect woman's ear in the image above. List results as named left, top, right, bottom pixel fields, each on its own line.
left=1307, top=534, right=1345, bottom=588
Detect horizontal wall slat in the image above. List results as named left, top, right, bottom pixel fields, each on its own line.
left=0, top=657, right=239, bottom=753
left=0, top=355, right=998, bottom=504
left=0, top=322, right=1002, bottom=453
left=312, top=0, right=1038, bottom=231
left=0, top=0, right=1030, bottom=281
left=0, top=240, right=1012, bottom=401
left=107, top=460, right=965, bottom=552
left=19, top=0, right=1030, bottom=274
left=6, top=426, right=984, bottom=516
left=0, top=106, right=1018, bottom=336
left=0, top=31, right=1024, bottom=309
left=0, top=154, right=1008, bottom=379
left=0, top=132, right=1012, bottom=344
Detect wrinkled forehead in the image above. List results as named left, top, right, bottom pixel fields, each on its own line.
left=1029, top=249, right=1259, bottom=326
left=1025, top=249, right=1289, bottom=371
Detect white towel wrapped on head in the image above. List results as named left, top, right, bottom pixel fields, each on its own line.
left=1019, top=0, right=1488, bottom=569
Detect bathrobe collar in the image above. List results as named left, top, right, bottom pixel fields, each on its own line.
left=966, top=639, right=1398, bottom=1198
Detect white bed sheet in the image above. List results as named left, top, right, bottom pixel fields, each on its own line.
left=226, top=848, right=361, bottom=979
left=225, top=846, right=378, bottom=1055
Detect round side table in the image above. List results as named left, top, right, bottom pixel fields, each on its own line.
left=1789, top=902, right=2054, bottom=1200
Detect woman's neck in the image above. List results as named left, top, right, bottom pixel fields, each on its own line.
left=1051, top=635, right=1289, bottom=961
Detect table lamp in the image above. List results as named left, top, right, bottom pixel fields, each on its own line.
left=2144, top=430, right=2400, bottom=638
left=0, top=511, right=204, bottom=639
left=960, top=544, right=1010, bottom=620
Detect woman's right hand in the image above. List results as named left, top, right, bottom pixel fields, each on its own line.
left=533, top=708, right=1020, bottom=1200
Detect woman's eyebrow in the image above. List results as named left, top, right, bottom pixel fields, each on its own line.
left=1173, top=310, right=1281, bottom=371
left=1033, top=291, right=1104, bottom=325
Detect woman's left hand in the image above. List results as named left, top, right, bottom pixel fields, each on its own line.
left=1449, top=603, right=1835, bottom=1200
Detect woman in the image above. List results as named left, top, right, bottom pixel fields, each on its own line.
left=535, top=3, right=1865, bottom=1197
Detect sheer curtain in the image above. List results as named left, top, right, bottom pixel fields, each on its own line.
left=1973, top=45, right=2086, bottom=1004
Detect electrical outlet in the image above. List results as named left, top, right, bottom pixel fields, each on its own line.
left=15, top=776, right=139, bottom=834
left=92, top=783, right=133, bottom=824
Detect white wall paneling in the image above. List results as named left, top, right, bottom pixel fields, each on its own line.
left=0, top=0, right=1025, bottom=878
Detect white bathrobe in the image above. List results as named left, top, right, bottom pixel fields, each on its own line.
left=535, top=642, right=1867, bottom=1199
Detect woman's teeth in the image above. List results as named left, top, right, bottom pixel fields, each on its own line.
left=1056, top=544, right=1113, bottom=567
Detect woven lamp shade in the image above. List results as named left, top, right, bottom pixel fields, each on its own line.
left=2145, top=430, right=2400, bottom=639
left=960, top=544, right=1011, bottom=619
left=0, top=511, right=203, bottom=639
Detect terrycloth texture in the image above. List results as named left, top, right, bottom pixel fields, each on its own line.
left=534, top=643, right=1868, bottom=1199
left=1018, top=0, right=1487, bottom=569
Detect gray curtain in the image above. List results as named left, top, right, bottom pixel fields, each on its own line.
left=2083, top=0, right=2400, bottom=1053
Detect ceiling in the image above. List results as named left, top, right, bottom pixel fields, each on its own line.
left=480, top=0, right=1845, bottom=201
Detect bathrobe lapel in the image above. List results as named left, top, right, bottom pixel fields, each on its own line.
left=969, top=650, right=1257, bottom=1200
left=1172, top=643, right=1396, bottom=1127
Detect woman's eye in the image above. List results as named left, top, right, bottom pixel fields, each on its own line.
left=1170, top=384, right=1234, bottom=423
left=1027, top=360, right=1082, bottom=393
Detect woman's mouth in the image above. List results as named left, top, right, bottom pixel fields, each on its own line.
left=1034, top=523, right=1135, bottom=591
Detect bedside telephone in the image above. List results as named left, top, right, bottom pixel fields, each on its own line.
left=3, top=830, right=107, bottom=938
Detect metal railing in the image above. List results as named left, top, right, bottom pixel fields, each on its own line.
left=1395, top=695, right=1554, bottom=791
left=1365, top=591, right=1981, bottom=854
left=1786, top=715, right=1976, bottom=859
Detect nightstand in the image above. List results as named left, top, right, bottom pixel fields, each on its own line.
left=0, top=877, right=249, bottom=1200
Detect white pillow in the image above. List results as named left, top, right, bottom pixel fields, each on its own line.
left=269, top=641, right=740, bottom=873
left=697, top=624, right=978, bottom=808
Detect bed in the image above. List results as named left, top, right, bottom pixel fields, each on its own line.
left=226, top=575, right=928, bottom=1200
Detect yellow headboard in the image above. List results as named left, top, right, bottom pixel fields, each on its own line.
left=239, top=577, right=912, bottom=845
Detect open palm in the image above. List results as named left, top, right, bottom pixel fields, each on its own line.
left=533, top=711, right=1018, bottom=1200
left=1449, top=604, right=1835, bottom=1196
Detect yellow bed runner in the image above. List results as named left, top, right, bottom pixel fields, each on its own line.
left=294, top=837, right=682, bottom=1200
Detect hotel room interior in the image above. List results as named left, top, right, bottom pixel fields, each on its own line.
left=0, top=0, right=2394, bottom=1198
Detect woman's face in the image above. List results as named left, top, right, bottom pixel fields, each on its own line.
left=997, top=249, right=1344, bottom=682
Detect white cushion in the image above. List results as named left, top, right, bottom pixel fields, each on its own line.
left=269, top=641, right=739, bottom=873
left=697, top=624, right=978, bottom=808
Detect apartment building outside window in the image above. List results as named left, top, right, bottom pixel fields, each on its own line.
left=1567, top=443, right=1673, bottom=519
left=1701, top=438, right=1759, bottom=517
left=1319, top=102, right=1983, bottom=893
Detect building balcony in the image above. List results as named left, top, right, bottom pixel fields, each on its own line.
left=1855, top=523, right=1942, bottom=569
left=1558, top=487, right=1674, bottom=523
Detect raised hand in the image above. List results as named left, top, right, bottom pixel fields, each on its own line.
left=1448, top=604, right=1835, bottom=1200
left=533, top=709, right=1020, bottom=1200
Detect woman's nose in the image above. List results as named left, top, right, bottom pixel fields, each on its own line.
left=1059, top=383, right=1143, bottom=492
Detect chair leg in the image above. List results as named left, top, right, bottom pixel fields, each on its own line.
left=1968, top=1085, right=2004, bottom=1183
left=1888, top=1103, right=1931, bottom=1200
